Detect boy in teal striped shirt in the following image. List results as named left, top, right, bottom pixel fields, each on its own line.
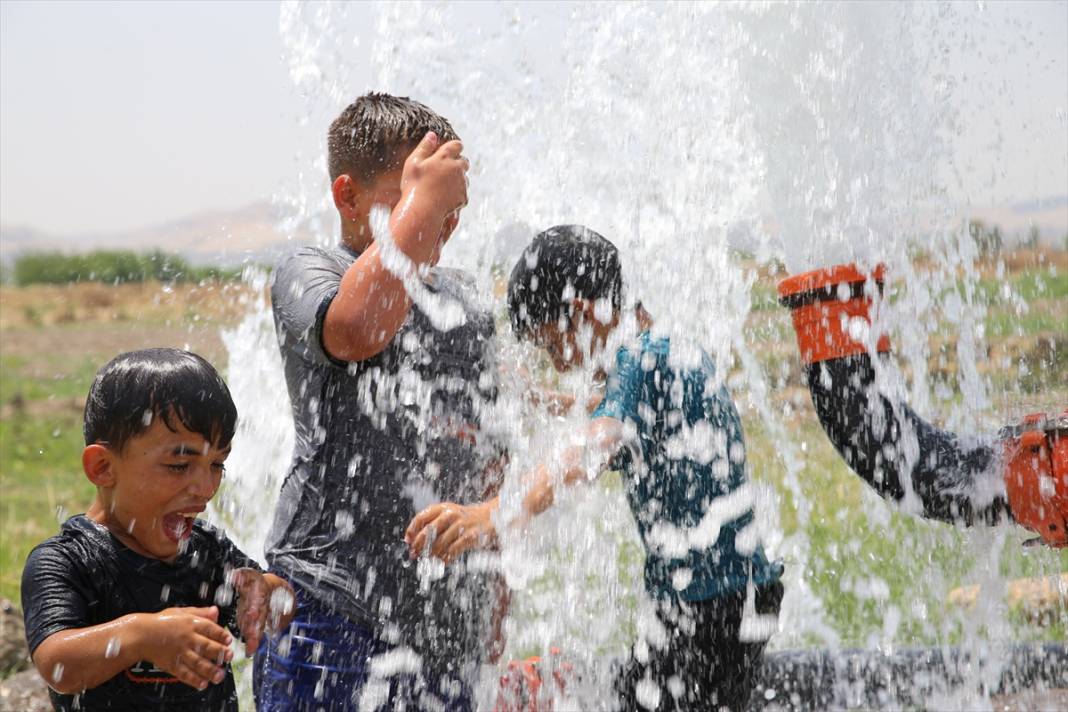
left=407, top=225, right=783, bottom=711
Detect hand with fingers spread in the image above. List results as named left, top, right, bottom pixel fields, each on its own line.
left=232, top=569, right=296, bottom=656
left=232, top=569, right=268, bottom=656
left=142, top=606, right=234, bottom=691
left=404, top=499, right=498, bottom=565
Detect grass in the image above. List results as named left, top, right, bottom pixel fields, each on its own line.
left=973, top=269, right=1068, bottom=303
left=985, top=308, right=1066, bottom=339
left=0, top=283, right=241, bottom=604
left=742, top=417, right=1068, bottom=648
left=0, top=354, right=102, bottom=405
left=0, top=414, right=95, bottom=600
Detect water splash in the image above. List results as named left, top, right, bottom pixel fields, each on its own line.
left=213, top=1, right=1067, bottom=708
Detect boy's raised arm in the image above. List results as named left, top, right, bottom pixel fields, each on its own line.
left=404, top=416, right=626, bottom=564
left=323, top=132, right=468, bottom=362
left=32, top=606, right=233, bottom=695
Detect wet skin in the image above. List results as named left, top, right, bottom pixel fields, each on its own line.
left=84, top=416, right=229, bottom=563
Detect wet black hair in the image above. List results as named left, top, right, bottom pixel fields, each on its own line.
left=83, top=348, right=237, bottom=452
left=507, top=224, right=623, bottom=340
left=328, top=92, right=459, bottom=183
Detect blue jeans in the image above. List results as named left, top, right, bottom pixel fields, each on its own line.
left=253, top=580, right=474, bottom=711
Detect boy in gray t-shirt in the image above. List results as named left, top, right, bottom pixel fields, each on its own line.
left=254, top=93, right=502, bottom=711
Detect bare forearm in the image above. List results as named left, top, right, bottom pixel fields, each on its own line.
left=324, top=193, right=447, bottom=361
left=519, top=418, right=624, bottom=518
left=33, top=614, right=149, bottom=694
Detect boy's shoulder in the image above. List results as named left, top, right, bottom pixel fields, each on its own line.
left=26, top=515, right=109, bottom=565
left=273, top=243, right=352, bottom=273
left=611, top=334, right=721, bottom=399
left=21, top=516, right=115, bottom=613
left=25, top=516, right=248, bottom=579
left=281, top=242, right=349, bottom=259
left=428, top=266, right=490, bottom=312
left=633, top=334, right=717, bottom=378
left=429, top=265, right=474, bottom=287
left=188, top=520, right=261, bottom=575
left=613, top=332, right=671, bottom=371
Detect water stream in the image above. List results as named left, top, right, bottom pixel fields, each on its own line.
left=210, top=2, right=1067, bottom=709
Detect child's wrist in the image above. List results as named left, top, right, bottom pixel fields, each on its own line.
left=123, top=612, right=153, bottom=662
left=394, top=188, right=449, bottom=244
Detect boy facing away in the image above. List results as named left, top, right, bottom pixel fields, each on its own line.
left=258, top=93, right=504, bottom=710
left=407, top=226, right=784, bottom=711
left=21, top=348, right=294, bottom=712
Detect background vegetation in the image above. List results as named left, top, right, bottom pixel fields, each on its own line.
left=8, top=249, right=241, bottom=287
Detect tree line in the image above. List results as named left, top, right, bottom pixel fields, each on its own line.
left=6, top=249, right=242, bottom=286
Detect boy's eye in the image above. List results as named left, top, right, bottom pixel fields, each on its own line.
left=166, top=463, right=190, bottom=473
left=212, top=463, right=227, bottom=474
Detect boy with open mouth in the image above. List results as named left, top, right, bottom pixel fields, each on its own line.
left=21, top=348, right=294, bottom=711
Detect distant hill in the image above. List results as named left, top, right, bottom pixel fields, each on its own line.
left=2, top=196, right=1065, bottom=269
left=965, top=195, right=1068, bottom=247
left=0, top=202, right=311, bottom=267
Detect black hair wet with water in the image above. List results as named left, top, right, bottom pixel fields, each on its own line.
left=83, top=348, right=237, bottom=452
left=507, top=224, right=623, bottom=339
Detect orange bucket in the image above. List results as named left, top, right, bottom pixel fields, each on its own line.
left=777, top=263, right=891, bottom=365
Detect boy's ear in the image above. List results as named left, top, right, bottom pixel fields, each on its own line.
left=82, top=444, right=115, bottom=487
left=331, top=174, right=361, bottom=221
left=572, top=298, right=606, bottom=326
left=570, top=298, right=597, bottom=325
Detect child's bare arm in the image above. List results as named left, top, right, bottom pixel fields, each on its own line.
left=515, top=416, right=625, bottom=514
left=405, top=417, right=626, bottom=563
left=32, top=606, right=233, bottom=695
left=323, top=132, right=468, bottom=362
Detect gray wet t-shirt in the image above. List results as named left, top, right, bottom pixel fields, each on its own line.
left=267, top=243, right=502, bottom=680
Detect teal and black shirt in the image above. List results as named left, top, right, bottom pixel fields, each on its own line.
left=592, top=331, right=783, bottom=602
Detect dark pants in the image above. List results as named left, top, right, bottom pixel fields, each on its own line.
left=253, top=580, right=473, bottom=711
left=615, top=581, right=784, bottom=712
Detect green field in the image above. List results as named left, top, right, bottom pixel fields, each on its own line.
left=1, top=256, right=1066, bottom=664
left=0, top=282, right=238, bottom=605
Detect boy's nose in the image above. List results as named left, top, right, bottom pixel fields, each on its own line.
left=188, top=467, right=219, bottom=498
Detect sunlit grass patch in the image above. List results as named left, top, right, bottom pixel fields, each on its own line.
left=743, top=415, right=1068, bottom=649
left=0, top=414, right=94, bottom=602
left=0, top=354, right=100, bottom=406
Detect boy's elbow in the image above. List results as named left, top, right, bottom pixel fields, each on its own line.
left=323, top=337, right=382, bottom=363
left=523, top=485, right=554, bottom=516
left=46, top=678, right=82, bottom=696
left=33, top=649, right=78, bottom=695
left=322, top=317, right=390, bottom=363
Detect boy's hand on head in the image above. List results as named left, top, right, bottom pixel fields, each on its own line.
left=141, top=606, right=233, bottom=691
left=400, top=131, right=469, bottom=226
left=404, top=501, right=497, bottom=565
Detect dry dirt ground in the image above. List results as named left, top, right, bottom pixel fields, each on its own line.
left=1, top=280, right=261, bottom=352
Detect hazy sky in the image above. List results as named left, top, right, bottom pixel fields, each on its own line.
left=0, top=0, right=349, bottom=234
left=1, top=0, right=1065, bottom=236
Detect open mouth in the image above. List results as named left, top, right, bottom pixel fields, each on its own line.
left=161, top=510, right=202, bottom=543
